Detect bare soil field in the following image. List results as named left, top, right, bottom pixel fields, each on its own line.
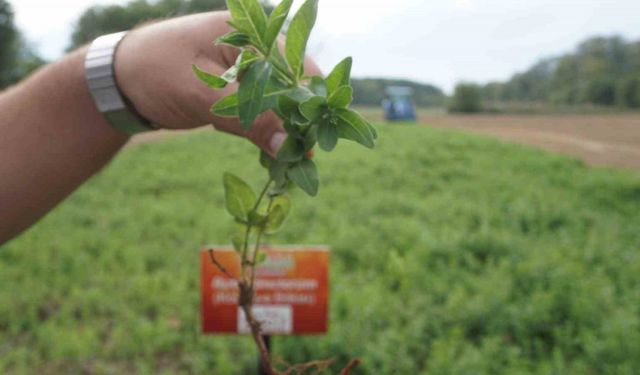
left=424, top=113, right=640, bottom=171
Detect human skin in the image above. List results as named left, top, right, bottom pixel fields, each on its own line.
left=0, top=11, right=320, bottom=245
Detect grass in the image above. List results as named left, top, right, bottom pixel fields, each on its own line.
left=1, top=123, right=640, bottom=374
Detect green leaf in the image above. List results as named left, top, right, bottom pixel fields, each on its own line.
left=192, top=65, right=227, bottom=89
left=269, top=159, right=289, bottom=186
left=308, top=76, right=328, bottom=97
left=288, top=159, right=319, bottom=196
left=226, top=0, right=268, bottom=48
left=317, top=121, right=338, bottom=151
left=238, top=60, right=272, bottom=130
left=214, top=85, right=291, bottom=119
left=221, top=51, right=259, bottom=84
left=216, top=31, right=251, bottom=47
left=276, top=95, right=308, bottom=125
left=248, top=211, right=268, bottom=226
left=255, top=251, right=268, bottom=264
left=265, top=0, right=293, bottom=50
left=276, top=95, right=299, bottom=118
left=328, top=85, right=353, bottom=108
left=285, top=0, right=318, bottom=77
left=367, top=122, right=379, bottom=140
left=277, top=136, right=305, bottom=162
left=259, top=150, right=273, bottom=169
left=231, top=229, right=245, bottom=252
left=211, top=93, right=239, bottom=117
left=223, top=172, right=257, bottom=221
left=286, top=86, right=315, bottom=103
left=299, top=96, right=327, bottom=121
left=261, top=79, right=288, bottom=110
left=303, top=124, right=317, bottom=151
left=282, top=120, right=304, bottom=137
left=237, top=50, right=260, bottom=70
left=265, top=195, right=291, bottom=233
left=334, top=108, right=375, bottom=148
left=326, top=57, right=352, bottom=94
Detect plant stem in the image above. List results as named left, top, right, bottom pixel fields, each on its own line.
left=253, top=179, right=273, bottom=212
left=250, top=200, right=273, bottom=290
left=238, top=179, right=277, bottom=374
left=241, top=179, right=273, bottom=281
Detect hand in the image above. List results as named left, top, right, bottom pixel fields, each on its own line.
left=115, top=11, right=321, bottom=156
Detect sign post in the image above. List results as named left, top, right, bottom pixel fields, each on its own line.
left=258, top=335, right=272, bottom=375
left=200, top=246, right=329, bottom=371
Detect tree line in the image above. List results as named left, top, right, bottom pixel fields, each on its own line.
left=451, top=35, right=640, bottom=113
left=0, top=0, right=43, bottom=89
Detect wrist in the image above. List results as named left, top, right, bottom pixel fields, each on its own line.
left=40, top=47, right=132, bottom=144
left=86, top=32, right=156, bottom=134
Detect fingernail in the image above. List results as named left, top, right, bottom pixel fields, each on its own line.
left=269, top=132, right=287, bottom=155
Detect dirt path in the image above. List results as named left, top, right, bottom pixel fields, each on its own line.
left=420, top=114, right=640, bottom=171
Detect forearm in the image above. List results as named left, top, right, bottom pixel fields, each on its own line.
left=0, top=47, right=130, bottom=244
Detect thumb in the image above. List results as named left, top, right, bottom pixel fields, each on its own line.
left=246, top=111, right=287, bottom=158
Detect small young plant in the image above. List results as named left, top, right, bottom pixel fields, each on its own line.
left=194, top=0, right=376, bottom=373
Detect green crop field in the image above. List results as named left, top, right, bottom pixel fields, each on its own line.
left=2, top=124, right=640, bottom=374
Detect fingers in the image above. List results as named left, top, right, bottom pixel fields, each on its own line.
left=211, top=111, right=286, bottom=158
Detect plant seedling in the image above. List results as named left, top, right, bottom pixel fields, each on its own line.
left=194, top=0, right=376, bottom=373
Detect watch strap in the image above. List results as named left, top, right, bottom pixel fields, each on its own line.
left=85, top=32, right=156, bottom=134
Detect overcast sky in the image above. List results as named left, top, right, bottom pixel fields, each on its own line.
left=13, top=0, right=640, bottom=92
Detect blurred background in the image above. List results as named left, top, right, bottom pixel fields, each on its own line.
left=1, top=0, right=640, bottom=374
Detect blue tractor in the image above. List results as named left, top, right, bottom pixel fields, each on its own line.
left=382, top=86, right=417, bottom=121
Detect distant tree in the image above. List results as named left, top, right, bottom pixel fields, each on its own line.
left=583, top=78, right=617, bottom=106
left=0, top=0, right=44, bottom=89
left=481, top=82, right=504, bottom=103
left=547, top=55, right=580, bottom=105
left=617, top=77, right=640, bottom=108
left=0, top=0, right=17, bottom=86
left=449, top=83, right=482, bottom=113
left=482, top=35, right=640, bottom=109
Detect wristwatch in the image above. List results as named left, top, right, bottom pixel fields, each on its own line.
left=85, top=32, right=156, bottom=134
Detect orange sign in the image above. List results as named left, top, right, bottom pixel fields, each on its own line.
left=200, top=246, right=329, bottom=335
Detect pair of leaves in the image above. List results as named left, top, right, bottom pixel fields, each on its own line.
left=226, top=0, right=293, bottom=52
left=224, top=172, right=292, bottom=231
left=268, top=148, right=319, bottom=196
left=307, top=57, right=355, bottom=151
left=315, top=106, right=375, bottom=151
left=226, top=0, right=268, bottom=48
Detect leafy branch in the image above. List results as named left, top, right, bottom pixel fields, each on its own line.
left=194, top=0, right=377, bottom=373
